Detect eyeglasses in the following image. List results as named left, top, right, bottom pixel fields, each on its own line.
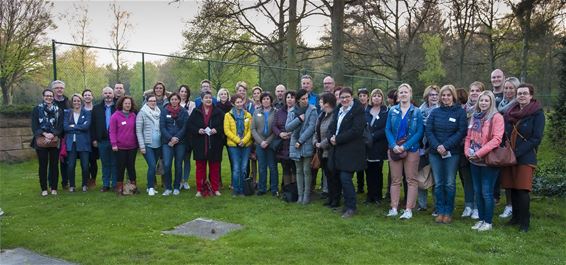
left=43, top=95, right=53, bottom=98
left=340, top=95, right=352, bottom=99
left=147, top=100, right=156, bottom=102
left=517, top=92, right=530, bottom=96
left=428, top=93, right=438, bottom=97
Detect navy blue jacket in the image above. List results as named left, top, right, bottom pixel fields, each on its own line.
left=91, top=102, right=115, bottom=141
left=328, top=99, right=367, bottom=172
left=504, top=109, right=545, bottom=165
left=63, top=108, right=92, bottom=152
left=365, top=105, right=389, bottom=161
left=160, top=104, right=189, bottom=145
left=425, top=104, right=468, bottom=155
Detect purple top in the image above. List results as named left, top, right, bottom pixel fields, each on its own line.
left=109, top=111, right=138, bottom=150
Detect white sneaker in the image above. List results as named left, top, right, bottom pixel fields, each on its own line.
left=195, top=192, right=202, bottom=197
left=173, top=189, right=180, bottom=196
left=182, top=182, right=190, bottom=190
left=471, top=209, right=479, bottom=219
left=471, top=221, right=484, bottom=230
left=69, top=187, right=75, bottom=192
left=386, top=208, right=398, bottom=217
left=399, top=209, right=413, bottom=220
left=499, top=205, right=513, bottom=218
left=41, top=190, right=48, bottom=196
left=51, top=190, right=58, bottom=195
left=478, top=222, right=493, bottom=231
left=431, top=210, right=438, bottom=217
left=214, top=191, right=221, bottom=196
left=148, top=188, right=156, bottom=196
left=162, top=189, right=172, bottom=196
left=82, top=186, right=88, bottom=192
left=461, top=207, right=473, bottom=217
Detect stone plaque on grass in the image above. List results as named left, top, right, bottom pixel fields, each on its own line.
left=162, top=218, right=243, bottom=240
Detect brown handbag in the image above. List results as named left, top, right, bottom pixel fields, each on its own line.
left=484, top=119, right=517, bottom=167
left=310, top=149, right=321, bottom=170
left=35, top=135, right=59, bottom=148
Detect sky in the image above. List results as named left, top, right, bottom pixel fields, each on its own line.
left=47, top=0, right=327, bottom=66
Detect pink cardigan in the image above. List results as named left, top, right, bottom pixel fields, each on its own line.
left=109, top=111, right=138, bottom=150
left=464, top=113, right=504, bottom=159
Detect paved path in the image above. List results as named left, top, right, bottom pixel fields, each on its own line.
left=0, top=248, right=75, bottom=265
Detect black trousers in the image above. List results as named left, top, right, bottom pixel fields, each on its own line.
left=36, top=148, right=59, bottom=191
left=89, top=146, right=98, bottom=180
left=356, top=170, right=365, bottom=192
left=366, top=161, right=384, bottom=202
left=511, top=189, right=531, bottom=229
left=323, top=157, right=341, bottom=204
left=116, top=149, right=137, bottom=183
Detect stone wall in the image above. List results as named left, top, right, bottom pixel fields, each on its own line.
left=0, top=113, right=35, bottom=162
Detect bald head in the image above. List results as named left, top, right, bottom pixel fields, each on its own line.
left=491, top=69, right=505, bottom=92
left=102, top=86, right=114, bottom=104
left=323, top=76, right=335, bottom=93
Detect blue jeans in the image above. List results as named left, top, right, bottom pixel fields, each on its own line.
left=98, top=140, right=117, bottom=188
left=430, top=153, right=459, bottom=216
left=183, top=145, right=192, bottom=182
left=459, top=160, right=476, bottom=209
left=471, top=164, right=499, bottom=224
left=417, top=188, right=428, bottom=209
left=162, top=143, right=186, bottom=190
left=255, top=144, right=279, bottom=193
left=339, top=171, right=357, bottom=211
left=228, top=146, right=251, bottom=194
left=66, top=143, right=90, bottom=188
left=143, top=146, right=161, bottom=189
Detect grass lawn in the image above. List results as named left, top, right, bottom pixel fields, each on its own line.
left=1, top=138, right=565, bottom=264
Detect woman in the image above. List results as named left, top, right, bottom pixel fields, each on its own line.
left=365, top=89, right=389, bottom=205
left=251, top=92, right=278, bottom=196
left=249, top=86, right=263, bottom=184
left=188, top=91, right=225, bottom=197
left=286, top=89, right=317, bottom=204
left=217, top=88, right=233, bottom=113
left=64, top=94, right=92, bottom=192
left=224, top=94, right=253, bottom=196
left=136, top=95, right=161, bottom=196
left=32, top=89, right=64, bottom=196
left=355, top=88, right=370, bottom=194
left=497, top=77, right=520, bottom=219
left=417, top=85, right=439, bottom=211
left=425, top=85, right=467, bottom=224
left=465, top=91, right=504, bottom=232
left=385, top=84, right=424, bottom=220
left=273, top=91, right=296, bottom=189
left=109, top=96, right=138, bottom=195
left=235, top=81, right=255, bottom=114
left=251, top=86, right=263, bottom=112
left=328, top=87, right=366, bottom=218
left=178, top=84, right=195, bottom=190
left=160, top=93, right=189, bottom=196
left=501, top=84, right=544, bottom=232
left=82, top=89, right=98, bottom=189
left=144, top=81, right=169, bottom=108
left=315, top=93, right=338, bottom=207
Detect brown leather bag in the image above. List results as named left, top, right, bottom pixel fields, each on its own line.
left=310, top=149, right=321, bottom=170
left=484, top=119, right=516, bottom=167
left=35, top=135, right=59, bottom=148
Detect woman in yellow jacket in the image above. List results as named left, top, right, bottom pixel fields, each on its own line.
left=224, top=94, right=253, bottom=196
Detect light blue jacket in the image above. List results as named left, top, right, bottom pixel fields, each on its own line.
left=63, top=108, right=92, bottom=152
left=285, top=105, right=317, bottom=160
left=385, top=104, right=424, bottom=152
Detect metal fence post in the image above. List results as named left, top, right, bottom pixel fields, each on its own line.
left=52, top=40, right=57, bottom=81
left=207, top=60, right=211, bottom=81
left=142, top=52, right=145, bottom=93
left=258, top=64, right=262, bottom=87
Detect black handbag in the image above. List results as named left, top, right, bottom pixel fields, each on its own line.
left=243, top=177, right=255, bottom=196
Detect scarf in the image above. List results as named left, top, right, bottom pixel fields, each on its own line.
left=231, top=108, right=245, bottom=138
left=463, top=100, right=476, bottom=119
left=38, top=102, right=60, bottom=132
left=166, top=104, right=182, bottom=119
left=141, top=104, right=161, bottom=125
left=498, top=98, right=516, bottom=114
left=203, top=105, right=213, bottom=125
left=504, top=99, right=541, bottom=124
left=468, top=111, right=488, bottom=153
left=419, top=102, right=438, bottom=123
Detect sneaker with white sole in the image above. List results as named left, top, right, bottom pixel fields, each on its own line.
left=214, top=191, right=221, bottom=196
left=41, top=190, right=48, bottom=196
left=82, top=186, right=88, bottom=192
left=195, top=191, right=202, bottom=197
left=478, top=222, right=493, bottom=231
left=399, top=209, right=413, bottom=219
left=148, top=188, right=156, bottom=196
left=471, top=221, right=484, bottom=230
left=182, top=182, right=190, bottom=190
left=386, top=208, right=398, bottom=217
left=173, top=189, right=180, bottom=196
left=431, top=210, right=438, bottom=217
left=461, top=207, right=472, bottom=217
left=471, top=209, right=479, bottom=219
left=69, top=187, right=75, bottom=192
left=51, top=190, right=58, bottom=195
left=162, top=189, right=172, bottom=196
left=499, top=205, right=513, bottom=218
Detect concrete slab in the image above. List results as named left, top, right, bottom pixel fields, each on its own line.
left=162, top=218, right=243, bottom=240
left=0, top=248, right=75, bottom=265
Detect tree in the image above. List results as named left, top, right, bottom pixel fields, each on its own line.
left=0, top=0, right=55, bottom=105
left=68, top=0, right=92, bottom=90
left=109, top=0, right=133, bottom=85
left=476, top=0, right=513, bottom=70
left=448, top=0, right=478, bottom=82
left=419, top=33, right=445, bottom=85
left=549, top=37, right=566, bottom=152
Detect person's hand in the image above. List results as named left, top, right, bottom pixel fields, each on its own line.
left=330, top=135, right=336, bottom=145
left=211, top=128, right=217, bottom=135
left=140, top=148, right=146, bottom=155
left=279, top=132, right=287, bottom=138
left=238, top=140, right=244, bottom=147
left=315, top=142, right=321, bottom=148
left=198, top=128, right=205, bottom=135
left=295, top=142, right=301, bottom=149
left=261, top=141, right=268, bottom=149
left=469, top=155, right=479, bottom=161
left=44, top=133, right=54, bottom=140
left=299, top=114, right=305, bottom=121
left=112, top=146, right=118, bottom=152
left=92, top=140, right=98, bottom=147
left=437, top=145, right=446, bottom=155
left=171, top=137, right=179, bottom=144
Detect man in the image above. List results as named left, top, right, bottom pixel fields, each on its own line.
left=51, top=80, right=69, bottom=189
left=273, top=84, right=286, bottom=110
left=92, top=87, right=118, bottom=192
left=113, top=83, right=126, bottom=103
left=194, top=79, right=218, bottom=108
left=323, top=76, right=335, bottom=93
left=301, top=75, right=318, bottom=107
left=490, top=69, right=505, bottom=106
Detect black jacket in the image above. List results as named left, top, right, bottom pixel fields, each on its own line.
left=187, top=106, right=225, bottom=161
left=30, top=105, right=64, bottom=149
left=504, top=108, right=545, bottom=166
left=91, top=102, right=116, bottom=141
left=365, top=105, right=389, bottom=161
left=328, top=99, right=367, bottom=172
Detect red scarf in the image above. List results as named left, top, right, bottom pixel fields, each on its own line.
left=203, top=105, right=213, bottom=126
left=166, top=104, right=181, bottom=119
left=504, top=99, right=541, bottom=124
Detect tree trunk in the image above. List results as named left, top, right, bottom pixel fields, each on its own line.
left=286, top=0, right=298, bottom=88
left=331, top=0, right=345, bottom=86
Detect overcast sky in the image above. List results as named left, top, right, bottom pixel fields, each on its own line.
left=47, top=0, right=327, bottom=65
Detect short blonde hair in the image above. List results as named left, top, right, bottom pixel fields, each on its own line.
left=469, top=81, right=485, bottom=92
left=369, top=88, right=385, bottom=106
left=217, top=88, right=231, bottom=101
left=439, top=85, right=457, bottom=106
left=422, top=85, right=439, bottom=102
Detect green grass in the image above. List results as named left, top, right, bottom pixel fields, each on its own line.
left=1, top=142, right=565, bottom=264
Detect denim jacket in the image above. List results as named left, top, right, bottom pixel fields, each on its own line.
left=385, top=104, right=424, bottom=152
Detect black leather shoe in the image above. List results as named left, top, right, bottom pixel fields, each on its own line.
left=519, top=225, right=529, bottom=233
left=341, top=209, right=356, bottom=218
left=256, top=191, right=266, bottom=196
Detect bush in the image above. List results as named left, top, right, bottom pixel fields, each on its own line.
left=533, top=162, right=566, bottom=197
left=0, top=104, right=34, bottom=115
left=548, top=37, right=566, bottom=153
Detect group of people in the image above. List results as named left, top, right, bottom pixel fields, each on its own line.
left=31, top=69, right=544, bottom=232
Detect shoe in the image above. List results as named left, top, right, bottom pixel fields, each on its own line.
left=173, top=189, right=180, bottom=196
left=461, top=207, right=472, bottom=217
left=471, top=221, right=485, bottom=230
left=215, top=191, right=221, bottom=196
left=506, top=218, right=519, bottom=226
left=51, top=190, right=58, bottom=195
left=442, top=215, right=452, bottom=224
left=69, top=187, right=75, bottom=192
left=323, top=199, right=332, bottom=206
left=417, top=207, right=428, bottom=212
left=478, top=222, right=493, bottom=231
left=363, top=199, right=375, bottom=205
left=115, top=182, right=123, bottom=195
left=499, top=205, right=513, bottom=218
left=471, top=209, right=479, bottom=219
left=356, top=189, right=364, bottom=194
left=341, top=209, right=356, bottom=218
left=329, top=201, right=340, bottom=209
left=148, top=188, right=156, bottom=196
left=82, top=186, right=88, bottom=192
left=297, top=195, right=303, bottom=204
left=431, top=210, right=439, bottom=217
left=387, top=208, right=398, bottom=217
left=100, top=186, right=110, bottom=192
left=519, top=225, right=529, bottom=233
left=162, top=189, right=172, bottom=196
left=182, top=182, right=190, bottom=190
left=195, top=192, right=202, bottom=197
left=399, top=209, right=413, bottom=220
left=62, top=184, right=69, bottom=190
left=320, top=192, right=328, bottom=200
left=435, top=215, right=445, bottom=223
left=41, top=190, right=48, bottom=196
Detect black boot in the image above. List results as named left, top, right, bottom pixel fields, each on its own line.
left=507, top=189, right=519, bottom=226
left=516, top=189, right=530, bottom=232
